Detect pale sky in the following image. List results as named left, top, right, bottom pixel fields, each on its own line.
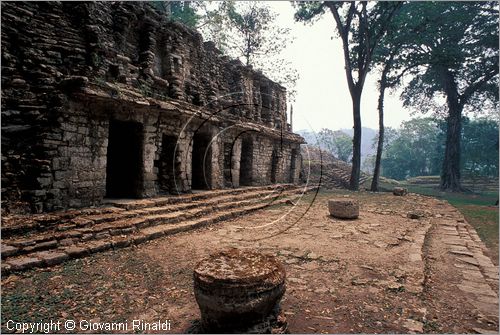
left=267, top=1, right=415, bottom=132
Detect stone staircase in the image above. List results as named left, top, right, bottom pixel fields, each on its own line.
left=1, top=184, right=315, bottom=275
left=301, top=146, right=369, bottom=190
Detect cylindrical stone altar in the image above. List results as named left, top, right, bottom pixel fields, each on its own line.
left=193, top=248, right=287, bottom=333
left=393, top=187, right=408, bottom=196
left=328, top=198, right=359, bottom=219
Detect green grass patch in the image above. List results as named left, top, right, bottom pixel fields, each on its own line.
left=404, top=184, right=497, bottom=206
left=456, top=205, right=498, bottom=253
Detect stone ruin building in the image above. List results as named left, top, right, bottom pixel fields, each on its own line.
left=1, top=2, right=303, bottom=214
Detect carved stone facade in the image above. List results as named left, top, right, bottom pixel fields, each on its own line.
left=1, top=2, right=303, bottom=214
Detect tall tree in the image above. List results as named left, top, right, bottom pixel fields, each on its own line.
left=396, top=2, right=499, bottom=191
left=223, top=2, right=299, bottom=101
left=369, top=3, right=421, bottom=191
left=370, top=52, right=394, bottom=191
left=225, top=3, right=283, bottom=66
left=295, top=1, right=402, bottom=190
left=154, top=1, right=299, bottom=101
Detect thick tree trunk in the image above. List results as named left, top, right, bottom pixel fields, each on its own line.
left=371, top=86, right=385, bottom=192
left=441, top=106, right=463, bottom=191
left=349, top=93, right=362, bottom=190
left=439, top=67, right=463, bottom=191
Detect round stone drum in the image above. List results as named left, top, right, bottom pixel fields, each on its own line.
left=393, top=187, right=408, bottom=196
left=193, top=248, right=286, bottom=332
left=328, top=198, right=359, bottom=219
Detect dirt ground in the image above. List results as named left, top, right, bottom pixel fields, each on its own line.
left=1, top=190, right=499, bottom=334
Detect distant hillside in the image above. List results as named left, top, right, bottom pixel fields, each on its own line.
left=296, top=127, right=377, bottom=171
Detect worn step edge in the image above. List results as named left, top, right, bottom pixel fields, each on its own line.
left=108, top=184, right=296, bottom=210
left=2, top=188, right=309, bottom=259
left=4, top=187, right=304, bottom=244
left=2, top=196, right=296, bottom=275
left=2, top=185, right=300, bottom=238
left=1, top=207, right=127, bottom=236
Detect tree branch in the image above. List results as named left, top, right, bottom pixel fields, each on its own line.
left=460, top=65, right=499, bottom=106
left=326, top=1, right=357, bottom=94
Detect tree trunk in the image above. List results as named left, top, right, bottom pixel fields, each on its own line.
left=441, top=107, right=463, bottom=191
left=371, top=93, right=385, bottom=191
left=349, top=93, right=362, bottom=190
left=371, top=59, right=392, bottom=192
left=439, top=67, right=463, bottom=191
left=245, top=32, right=251, bottom=66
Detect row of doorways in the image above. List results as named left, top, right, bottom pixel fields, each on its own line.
left=105, top=120, right=297, bottom=198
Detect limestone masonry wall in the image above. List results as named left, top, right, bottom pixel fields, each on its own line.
left=1, top=2, right=303, bottom=214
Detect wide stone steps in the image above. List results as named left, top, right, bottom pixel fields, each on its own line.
left=5, top=195, right=290, bottom=252
left=1, top=185, right=315, bottom=274
left=2, top=185, right=302, bottom=252
left=316, top=163, right=369, bottom=190
left=1, top=185, right=295, bottom=236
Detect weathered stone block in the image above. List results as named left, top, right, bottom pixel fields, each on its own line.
left=111, top=237, right=131, bottom=249
left=328, top=198, right=359, bottom=219
left=33, top=251, right=69, bottom=266
left=37, top=240, right=59, bottom=249
left=7, top=257, right=43, bottom=271
left=58, top=238, right=74, bottom=246
left=1, top=243, right=19, bottom=258
left=94, top=231, right=110, bottom=240
left=9, top=239, right=36, bottom=247
left=393, top=187, right=408, bottom=196
left=24, top=240, right=58, bottom=252
left=194, top=248, right=286, bottom=333
left=87, top=240, right=112, bottom=253
left=63, top=246, right=89, bottom=258
left=131, top=233, right=148, bottom=245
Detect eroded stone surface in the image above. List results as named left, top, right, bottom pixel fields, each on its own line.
left=193, top=248, right=286, bottom=332
left=393, top=187, right=408, bottom=196
left=6, top=257, right=43, bottom=271
left=33, top=251, right=69, bottom=266
left=1, top=2, right=303, bottom=215
left=328, top=198, right=359, bottom=219
left=1, top=244, right=19, bottom=258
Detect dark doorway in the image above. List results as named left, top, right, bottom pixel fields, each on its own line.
left=289, top=149, right=298, bottom=183
left=271, top=149, right=279, bottom=184
left=106, top=120, right=143, bottom=198
left=239, top=138, right=253, bottom=186
left=158, top=135, right=180, bottom=194
left=223, top=142, right=233, bottom=187
left=191, top=133, right=211, bottom=190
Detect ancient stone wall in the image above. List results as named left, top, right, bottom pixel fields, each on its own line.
left=1, top=2, right=303, bottom=214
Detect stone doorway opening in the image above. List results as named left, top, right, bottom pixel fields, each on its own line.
left=239, top=138, right=253, bottom=186
left=158, top=135, right=181, bottom=194
left=106, top=119, right=143, bottom=198
left=191, top=133, right=212, bottom=190
left=289, top=149, right=298, bottom=183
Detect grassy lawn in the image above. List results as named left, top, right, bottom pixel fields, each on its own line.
left=404, top=183, right=499, bottom=265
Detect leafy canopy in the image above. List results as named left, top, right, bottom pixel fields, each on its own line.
left=389, top=2, right=500, bottom=115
